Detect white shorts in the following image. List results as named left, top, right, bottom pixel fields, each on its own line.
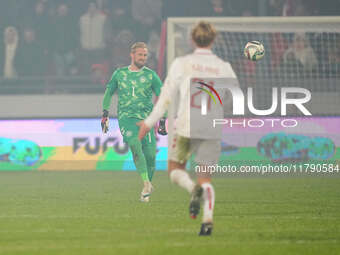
left=169, top=134, right=221, bottom=166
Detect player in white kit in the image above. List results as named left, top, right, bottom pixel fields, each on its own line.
left=138, top=21, right=238, bottom=235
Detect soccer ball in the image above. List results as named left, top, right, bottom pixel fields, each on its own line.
left=244, top=41, right=265, bottom=61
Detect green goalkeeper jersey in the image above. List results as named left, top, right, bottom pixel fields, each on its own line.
left=102, top=66, right=163, bottom=120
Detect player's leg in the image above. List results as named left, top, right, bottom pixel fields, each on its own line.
left=168, top=135, right=204, bottom=220
left=141, top=129, right=156, bottom=182
left=127, top=137, right=149, bottom=182
left=196, top=169, right=214, bottom=236
left=127, top=137, right=153, bottom=201
left=194, top=139, right=221, bottom=236
left=168, top=135, right=196, bottom=194
left=168, top=160, right=196, bottom=193
left=169, top=158, right=204, bottom=220
left=119, top=119, right=151, bottom=201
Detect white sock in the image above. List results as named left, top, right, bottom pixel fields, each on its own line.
left=169, top=169, right=195, bottom=193
left=201, top=183, right=215, bottom=223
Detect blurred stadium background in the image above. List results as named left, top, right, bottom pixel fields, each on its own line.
left=0, top=0, right=339, bottom=170
left=1, top=1, right=340, bottom=254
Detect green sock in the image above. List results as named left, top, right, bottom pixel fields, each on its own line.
left=129, top=138, right=149, bottom=181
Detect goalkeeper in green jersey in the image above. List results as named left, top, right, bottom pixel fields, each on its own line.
left=101, top=42, right=167, bottom=202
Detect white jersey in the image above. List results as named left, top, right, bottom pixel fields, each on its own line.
left=145, top=48, right=237, bottom=138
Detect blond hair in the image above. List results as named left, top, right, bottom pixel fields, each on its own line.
left=130, top=42, right=147, bottom=53
left=191, top=21, right=217, bottom=47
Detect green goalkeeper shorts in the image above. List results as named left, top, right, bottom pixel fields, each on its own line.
left=118, top=118, right=155, bottom=144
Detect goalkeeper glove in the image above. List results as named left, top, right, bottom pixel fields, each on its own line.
left=101, top=110, right=109, bottom=133
left=157, top=117, right=168, bottom=136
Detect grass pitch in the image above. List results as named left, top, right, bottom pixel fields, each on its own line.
left=0, top=171, right=340, bottom=255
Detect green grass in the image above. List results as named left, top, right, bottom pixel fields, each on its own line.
left=0, top=171, right=340, bottom=255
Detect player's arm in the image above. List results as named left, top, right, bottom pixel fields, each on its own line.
left=146, top=59, right=182, bottom=127
left=138, top=59, right=182, bottom=140
left=151, top=71, right=167, bottom=135
left=151, top=70, right=163, bottom=97
left=101, top=71, right=118, bottom=133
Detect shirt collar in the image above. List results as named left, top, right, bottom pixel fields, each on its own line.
left=128, top=65, right=145, bottom=72
left=194, top=48, right=213, bottom=55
